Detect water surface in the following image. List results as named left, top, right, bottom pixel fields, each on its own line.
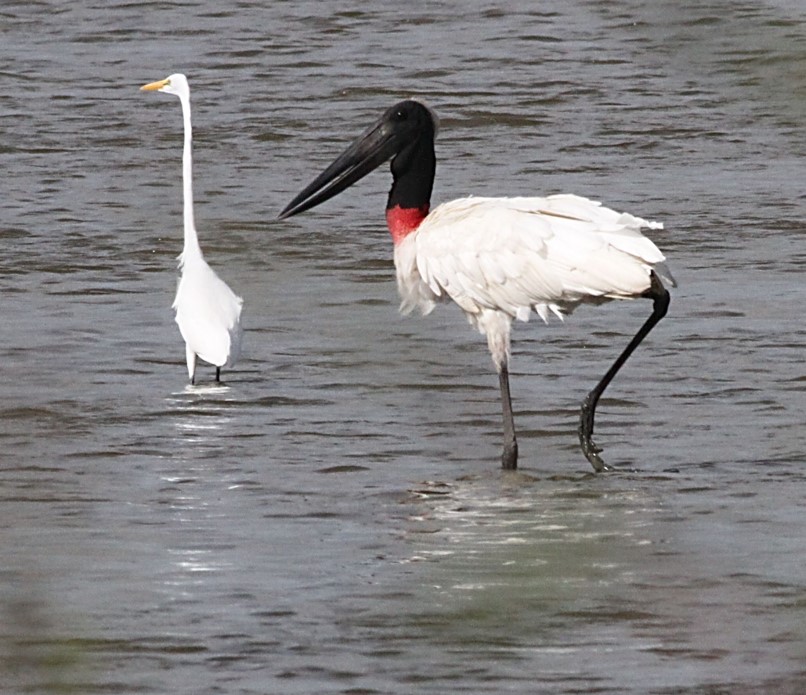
left=1, top=1, right=805, bottom=693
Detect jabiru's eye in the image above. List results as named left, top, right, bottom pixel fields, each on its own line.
left=393, top=109, right=408, bottom=121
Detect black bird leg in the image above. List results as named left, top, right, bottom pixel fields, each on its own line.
left=579, top=271, right=670, bottom=472
left=499, top=364, right=519, bottom=470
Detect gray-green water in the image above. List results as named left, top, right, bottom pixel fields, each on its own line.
left=1, top=1, right=805, bottom=693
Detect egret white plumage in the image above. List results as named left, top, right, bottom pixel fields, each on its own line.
left=141, top=74, right=243, bottom=384
left=279, top=100, right=674, bottom=471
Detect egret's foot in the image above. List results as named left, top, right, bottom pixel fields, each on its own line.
left=579, top=393, right=609, bottom=473
left=501, top=440, right=518, bottom=470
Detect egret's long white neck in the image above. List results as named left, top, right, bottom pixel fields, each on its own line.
left=178, top=93, right=202, bottom=261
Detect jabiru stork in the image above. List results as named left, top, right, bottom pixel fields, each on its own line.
left=279, top=99, right=674, bottom=471
left=141, top=74, right=244, bottom=384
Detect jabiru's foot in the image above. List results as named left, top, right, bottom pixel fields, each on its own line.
left=502, top=440, right=518, bottom=470
left=579, top=392, right=609, bottom=472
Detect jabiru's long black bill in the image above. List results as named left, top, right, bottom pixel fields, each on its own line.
left=279, top=115, right=404, bottom=220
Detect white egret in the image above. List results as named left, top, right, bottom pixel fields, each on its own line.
left=141, top=73, right=243, bottom=384
left=280, top=99, right=674, bottom=471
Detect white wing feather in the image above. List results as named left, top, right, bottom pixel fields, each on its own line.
left=173, top=256, right=244, bottom=368
left=395, top=195, right=673, bottom=327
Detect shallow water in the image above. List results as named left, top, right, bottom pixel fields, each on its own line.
left=1, top=1, right=805, bottom=693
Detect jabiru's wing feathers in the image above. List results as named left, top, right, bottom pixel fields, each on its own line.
left=408, top=195, right=672, bottom=324
left=536, top=194, right=675, bottom=286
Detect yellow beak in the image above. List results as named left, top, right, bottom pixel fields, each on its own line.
left=140, top=78, right=170, bottom=91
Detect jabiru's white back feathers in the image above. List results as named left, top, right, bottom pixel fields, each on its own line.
left=279, top=99, right=673, bottom=471
left=395, top=195, right=671, bottom=321
left=141, top=74, right=244, bottom=384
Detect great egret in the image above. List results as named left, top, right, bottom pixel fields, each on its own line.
left=280, top=99, right=674, bottom=471
left=141, top=73, right=243, bottom=384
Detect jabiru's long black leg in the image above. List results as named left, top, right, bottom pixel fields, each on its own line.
left=579, top=271, right=670, bottom=472
left=499, top=364, right=519, bottom=470
left=215, top=366, right=221, bottom=383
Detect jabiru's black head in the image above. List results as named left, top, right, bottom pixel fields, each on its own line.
left=279, top=99, right=438, bottom=221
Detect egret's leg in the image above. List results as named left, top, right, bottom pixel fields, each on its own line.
left=186, top=346, right=197, bottom=385
left=499, top=365, right=518, bottom=470
left=215, top=367, right=221, bottom=383
left=579, top=271, right=670, bottom=472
